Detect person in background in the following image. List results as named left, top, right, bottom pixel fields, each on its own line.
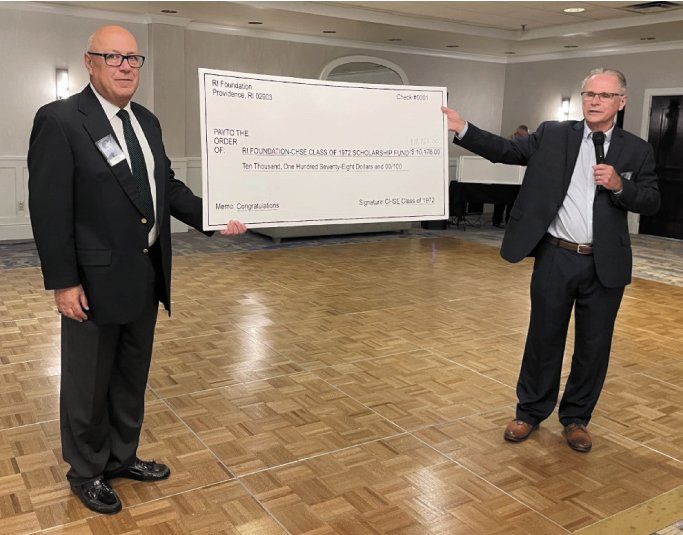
left=442, top=68, right=659, bottom=453
left=28, top=25, right=246, bottom=515
left=492, top=124, right=529, bottom=227
left=513, top=124, right=530, bottom=139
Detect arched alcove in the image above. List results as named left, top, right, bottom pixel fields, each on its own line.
left=320, top=55, right=409, bottom=85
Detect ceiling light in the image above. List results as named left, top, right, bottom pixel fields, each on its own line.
left=248, top=21, right=263, bottom=25
left=322, top=30, right=336, bottom=34
left=160, top=9, right=177, bottom=14
left=446, top=45, right=460, bottom=48
left=564, top=45, right=579, bottom=48
left=563, top=7, right=586, bottom=12
left=387, top=38, right=402, bottom=42
left=504, top=51, right=516, bottom=55
left=640, top=36, right=656, bottom=40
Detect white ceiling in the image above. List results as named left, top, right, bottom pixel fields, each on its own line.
left=42, top=1, right=683, bottom=61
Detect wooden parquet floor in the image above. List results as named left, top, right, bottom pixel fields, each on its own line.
left=1, top=235, right=683, bottom=534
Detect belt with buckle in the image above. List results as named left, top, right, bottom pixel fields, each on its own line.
left=545, top=234, right=593, bottom=255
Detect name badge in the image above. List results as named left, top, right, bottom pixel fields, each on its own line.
left=96, top=134, right=126, bottom=166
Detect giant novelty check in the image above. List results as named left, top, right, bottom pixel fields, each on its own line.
left=199, top=69, right=449, bottom=229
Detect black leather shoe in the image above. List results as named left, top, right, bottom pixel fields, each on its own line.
left=71, top=478, right=122, bottom=515
left=107, top=458, right=171, bottom=482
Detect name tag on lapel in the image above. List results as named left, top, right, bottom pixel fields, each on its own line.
left=95, top=134, right=126, bottom=167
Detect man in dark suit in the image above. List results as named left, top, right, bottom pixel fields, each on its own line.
left=442, top=68, right=659, bottom=452
left=28, top=25, right=246, bottom=514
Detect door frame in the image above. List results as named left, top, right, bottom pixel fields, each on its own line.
left=636, top=87, right=683, bottom=234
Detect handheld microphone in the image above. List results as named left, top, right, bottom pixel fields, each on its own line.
left=592, top=131, right=605, bottom=164
left=592, top=131, right=606, bottom=190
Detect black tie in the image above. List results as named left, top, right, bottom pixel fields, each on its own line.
left=117, top=109, right=155, bottom=227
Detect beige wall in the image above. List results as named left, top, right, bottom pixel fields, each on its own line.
left=4, top=2, right=683, bottom=241
left=2, top=6, right=506, bottom=162
left=0, top=8, right=151, bottom=156
left=180, top=30, right=506, bottom=157
left=501, top=50, right=683, bottom=138
left=7, top=3, right=682, bottom=163
left=149, top=24, right=186, bottom=156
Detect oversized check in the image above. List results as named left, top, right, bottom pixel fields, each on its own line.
left=198, top=69, right=448, bottom=229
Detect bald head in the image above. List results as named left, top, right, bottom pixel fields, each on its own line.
left=85, top=25, right=142, bottom=108
left=88, top=25, right=137, bottom=53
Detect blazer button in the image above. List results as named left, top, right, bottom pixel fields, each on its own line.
left=143, top=248, right=149, bottom=254
left=141, top=218, right=148, bottom=224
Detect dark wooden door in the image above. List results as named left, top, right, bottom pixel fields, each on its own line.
left=639, top=95, right=683, bottom=239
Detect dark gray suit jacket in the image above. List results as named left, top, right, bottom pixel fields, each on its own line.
left=29, top=85, right=207, bottom=324
left=455, top=120, right=660, bottom=288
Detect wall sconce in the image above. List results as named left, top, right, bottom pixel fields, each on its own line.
left=558, top=97, right=570, bottom=121
left=56, top=68, right=69, bottom=100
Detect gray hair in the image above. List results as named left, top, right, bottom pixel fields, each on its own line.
left=582, top=68, right=627, bottom=95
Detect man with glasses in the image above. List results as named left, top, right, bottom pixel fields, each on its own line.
left=28, top=25, right=246, bottom=515
left=442, top=68, right=659, bottom=452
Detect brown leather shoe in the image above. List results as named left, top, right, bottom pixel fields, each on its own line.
left=564, top=423, right=592, bottom=452
left=504, top=419, right=538, bottom=442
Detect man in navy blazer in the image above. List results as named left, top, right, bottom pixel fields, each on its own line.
left=442, top=68, right=659, bottom=452
left=28, top=25, right=246, bottom=514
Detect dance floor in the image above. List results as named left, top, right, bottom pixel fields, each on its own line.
left=1, top=226, right=682, bottom=534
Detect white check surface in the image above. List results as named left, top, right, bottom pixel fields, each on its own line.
left=199, top=69, right=449, bottom=229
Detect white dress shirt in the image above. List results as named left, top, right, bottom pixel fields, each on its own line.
left=547, top=123, right=614, bottom=245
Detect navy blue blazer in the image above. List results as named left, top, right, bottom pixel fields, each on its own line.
left=29, top=85, right=207, bottom=323
left=455, top=121, right=660, bottom=288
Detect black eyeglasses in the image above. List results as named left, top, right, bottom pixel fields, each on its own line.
left=87, top=52, right=145, bottom=68
left=580, top=91, right=624, bottom=102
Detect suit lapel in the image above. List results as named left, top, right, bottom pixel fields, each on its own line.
left=605, top=127, right=624, bottom=168
left=133, top=104, right=165, bottom=222
left=78, top=86, right=148, bottom=218
left=563, top=121, right=584, bottom=190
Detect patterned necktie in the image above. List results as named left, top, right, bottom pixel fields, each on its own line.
left=117, top=109, right=155, bottom=227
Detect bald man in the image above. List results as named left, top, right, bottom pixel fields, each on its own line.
left=28, top=25, right=246, bottom=514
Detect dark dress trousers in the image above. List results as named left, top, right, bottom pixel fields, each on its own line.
left=28, top=85, right=208, bottom=484
left=455, top=121, right=660, bottom=425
